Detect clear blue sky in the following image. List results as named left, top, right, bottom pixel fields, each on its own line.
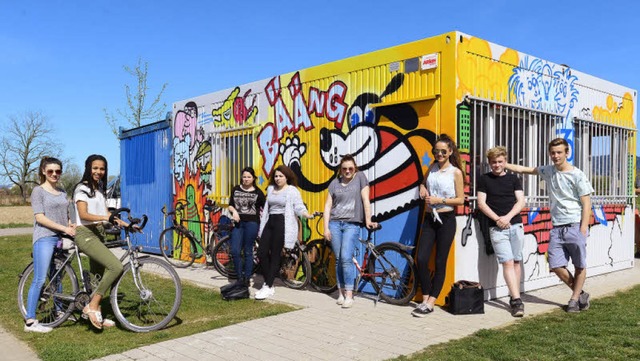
left=1, top=0, right=638, bottom=178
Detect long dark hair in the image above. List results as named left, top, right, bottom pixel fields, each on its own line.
left=38, top=157, right=63, bottom=184
left=270, top=165, right=298, bottom=187
left=74, top=154, right=108, bottom=198
left=427, top=134, right=467, bottom=181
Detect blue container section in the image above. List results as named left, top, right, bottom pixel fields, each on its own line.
left=119, top=120, right=172, bottom=254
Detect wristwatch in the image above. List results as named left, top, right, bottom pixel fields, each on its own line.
left=442, top=198, right=446, bottom=205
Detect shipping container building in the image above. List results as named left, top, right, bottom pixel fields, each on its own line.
left=167, top=30, right=637, bottom=304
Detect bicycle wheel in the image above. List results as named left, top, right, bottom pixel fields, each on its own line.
left=17, top=257, right=79, bottom=328
left=367, top=243, right=417, bottom=305
left=159, top=227, right=197, bottom=268
left=305, top=239, right=337, bottom=293
left=211, top=235, right=235, bottom=278
left=110, top=257, right=182, bottom=332
left=279, top=246, right=311, bottom=289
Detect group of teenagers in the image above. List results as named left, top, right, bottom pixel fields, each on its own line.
left=25, top=133, right=593, bottom=332
left=224, top=134, right=593, bottom=319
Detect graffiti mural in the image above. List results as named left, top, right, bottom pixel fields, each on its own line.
left=168, top=31, right=635, bottom=298
left=508, top=56, right=580, bottom=161
left=455, top=33, right=635, bottom=299
left=258, top=72, right=347, bottom=176
left=211, top=87, right=259, bottom=128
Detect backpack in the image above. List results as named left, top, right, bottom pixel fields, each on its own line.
left=220, top=282, right=249, bottom=301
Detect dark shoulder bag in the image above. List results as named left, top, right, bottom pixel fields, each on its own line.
left=446, top=280, right=485, bottom=315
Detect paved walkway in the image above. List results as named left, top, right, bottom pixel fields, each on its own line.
left=93, top=259, right=639, bottom=361
left=2, top=228, right=639, bottom=361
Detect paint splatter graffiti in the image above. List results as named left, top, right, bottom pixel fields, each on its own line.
left=211, top=87, right=259, bottom=128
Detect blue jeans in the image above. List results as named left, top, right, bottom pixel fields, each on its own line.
left=230, top=221, right=259, bottom=280
left=26, top=236, right=59, bottom=320
left=328, top=221, right=360, bottom=291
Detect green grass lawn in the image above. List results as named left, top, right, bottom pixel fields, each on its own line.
left=0, top=223, right=31, bottom=229
left=396, top=285, right=640, bottom=361
left=0, top=235, right=296, bottom=361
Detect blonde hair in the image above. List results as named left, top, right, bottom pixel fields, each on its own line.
left=486, top=146, right=508, bottom=161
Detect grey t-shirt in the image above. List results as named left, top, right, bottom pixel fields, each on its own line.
left=328, top=171, right=369, bottom=223
left=31, top=185, right=69, bottom=243
left=267, top=190, right=287, bottom=214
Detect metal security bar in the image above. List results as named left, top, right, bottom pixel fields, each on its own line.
left=573, top=117, right=634, bottom=205
left=466, top=96, right=564, bottom=208
left=210, top=126, right=257, bottom=206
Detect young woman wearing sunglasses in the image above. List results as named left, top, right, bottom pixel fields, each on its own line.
left=412, top=134, right=465, bottom=317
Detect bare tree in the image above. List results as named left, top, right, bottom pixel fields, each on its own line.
left=0, top=111, right=58, bottom=202
left=59, top=162, right=82, bottom=195
left=104, top=58, right=168, bottom=137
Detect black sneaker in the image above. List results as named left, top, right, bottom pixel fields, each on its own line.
left=509, top=298, right=524, bottom=317
left=578, top=291, right=590, bottom=311
left=411, top=303, right=433, bottom=317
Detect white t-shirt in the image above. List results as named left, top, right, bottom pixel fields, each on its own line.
left=74, top=184, right=108, bottom=226
left=536, top=165, right=594, bottom=225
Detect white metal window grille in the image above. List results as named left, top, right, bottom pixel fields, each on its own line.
left=210, top=126, right=256, bottom=206
left=466, top=96, right=564, bottom=208
left=573, top=117, right=634, bottom=206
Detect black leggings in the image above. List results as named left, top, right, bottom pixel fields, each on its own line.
left=416, top=211, right=456, bottom=299
left=258, top=214, right=285, bottom=287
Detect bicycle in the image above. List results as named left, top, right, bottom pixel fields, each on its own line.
left=302, top=212, right=338, bottom=293
left=211, top=234, right=259, bottom=279
left=352, top=225, right=417, bottom=305
left=17, top=208, right=182, bottom=332
left=159, top=199, right=233, bottom=268
left=277, top=212, right=324, bottom=290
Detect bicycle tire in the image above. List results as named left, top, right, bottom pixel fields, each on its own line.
left=17, top=257, right=79, bottom=328
left=279, top=246, right=311, bottom=289
left=305, top=239, right=337, bottom=293
left=367, top=242, right=417, bottom=305
left=159, top=226, right=197, bottom=268
left=211, top=235, right=235, bottom=278
left=110, top=257, right=182, bottom=332
left=212, top=235, right=260, bottom=279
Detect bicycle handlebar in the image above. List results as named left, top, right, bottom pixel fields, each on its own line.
left=109, top=208, right=148, bottom=233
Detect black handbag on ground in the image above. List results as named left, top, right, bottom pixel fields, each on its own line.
left=447, top=280, right=484, bottom=314
left=220, top=282, right=249, bottom=301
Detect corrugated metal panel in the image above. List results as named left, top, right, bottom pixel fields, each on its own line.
left=120, top=120, right=172, bottom=254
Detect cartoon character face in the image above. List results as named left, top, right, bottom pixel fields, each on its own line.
left=173, top=134, right=190, bottom=183
left=174, top=102, right=198, bottom=149
left=212, top=87, right=240, bottom=126
left=348, top=99, right=377, bottom=128
left=186, top=184, right=196, bottom=205
left=553, top=69, right=578, bottom=117
left=319, top=123, right=379, bottom=170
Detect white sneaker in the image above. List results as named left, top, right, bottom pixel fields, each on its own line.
left=342, top=297, right=354, bottom=308
left=336, top=294, right=345, bottom=305
left=255, top=285, right=274, bottom=300
left=24, top=320, right=53, bottom=333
